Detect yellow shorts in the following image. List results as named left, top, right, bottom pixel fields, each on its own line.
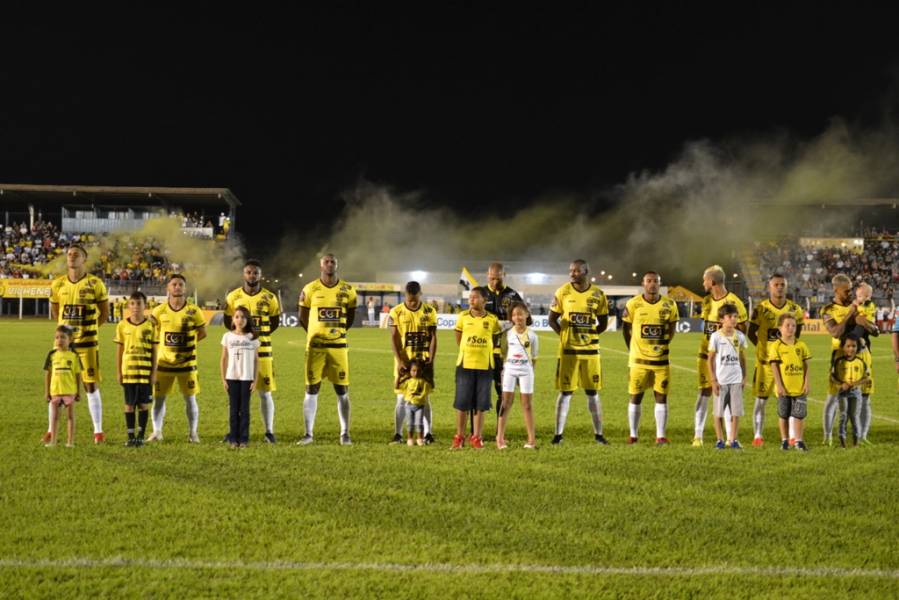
left=155, top=367, right=200, bottom=397
left=556, top=351, right=602, bottom=393
left=256, top=358, right=276, bottom=393
left=697, top=354, right=713, bottom=389
left=752, top=361, right=775, bottom=398
left=628, top=363, right=671, bottom=396
left=305, top=344, right=350, bottom=387
left=76, top=347, right=101, bottom=384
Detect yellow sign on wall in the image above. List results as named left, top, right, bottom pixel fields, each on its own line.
left=0, top=279, right=53, bottom=299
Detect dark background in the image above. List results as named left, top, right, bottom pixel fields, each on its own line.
left=2, top=6, right=897, bottom=255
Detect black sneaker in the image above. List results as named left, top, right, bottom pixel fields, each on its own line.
left=125, top=438, right=135, bottom=447
left=781, top=440, right=790, bottom=450
left=389, top=433, right=403, bottom=445
left=264, top=432, right=276, bottom=444
left=424, top=433, right=435, bottom=445
left=221, top=434, right=232, bottom=443
left=839, top=436, right=847, bottom=448
left=595, top=434, right=610, bottom=445
left=795, top=440, right=809, bottom=452
left=133, top=438, right=144, bottom=448
left=551, top=434, right=563, bottom=445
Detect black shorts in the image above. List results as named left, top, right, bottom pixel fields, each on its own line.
left=123, top=383, right=152, bottom=407
left=454, top=366, right=492, bottom=412
left=777, top=395, right=807, bottom=420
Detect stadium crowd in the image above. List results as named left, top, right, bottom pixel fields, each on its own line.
left=0, top=220, right=174, bottom=283
left=756, top=236, right=899, bottom=302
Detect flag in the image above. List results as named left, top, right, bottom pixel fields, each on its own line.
left=458, top=266, right=478, bottom=291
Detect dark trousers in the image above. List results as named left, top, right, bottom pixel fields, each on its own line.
left=228, top=380, right=252, bottom=444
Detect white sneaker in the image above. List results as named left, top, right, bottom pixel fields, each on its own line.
left=523, top=443, right=537, bottom=449
left=146, top=431, right=163, bottom=442
left=188, top=433, right=201, bottom=444
left=296, top=434, right=314, bottom=446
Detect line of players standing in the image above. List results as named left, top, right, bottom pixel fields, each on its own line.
left=42, top=246, right=886, bottom=449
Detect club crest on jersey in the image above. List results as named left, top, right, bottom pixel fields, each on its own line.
left=658, top=308, right=672, bottom=321
left=88, top=368, right=95, bottom=377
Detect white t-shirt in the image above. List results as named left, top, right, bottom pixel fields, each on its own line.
left=503, top=327, right=539, bottom=374
left=708, top=330, right=747, bottom=385
left=221, top=332, right=261, bottom=381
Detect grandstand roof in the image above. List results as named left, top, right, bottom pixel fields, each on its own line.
left=0, top=184, right=240, bottom=208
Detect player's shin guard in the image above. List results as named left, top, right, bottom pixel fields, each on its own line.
left=628, top=403, right=641, bottom=438
left=859, top=395, right=871, bottom=439
left=394, top=394, right=405, bottom=436
left=586, top=393, right=603, bottom=436
left=48, top=402, right=54, bottom=432
left=337, top=394, right=351, bottom=435
left=184, top=395, right=199, bottom=436
left=823, top=394, right=839, bottom=439
left=422, top=400, right=432, bottom=437
left=259, top=391, right=275, bottom=434
left=303, top=393, right=318, bottom=436
left=694, top=393, right=709, bottom=439
left=753, top=397, right=766, bottom=439
left=654, top=403, right=668, bottom=439
left=554, top=393, right=572, bottom=435
left=86, top=390, right=103, bottom=434
left=152, top=396, right=167, bottom=434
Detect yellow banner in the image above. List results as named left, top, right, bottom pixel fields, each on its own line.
left=0, top=279, right=53, bottom=299
left=353, top=282, right=402, bottom=292
left=801, top=319, right=827, bottom=334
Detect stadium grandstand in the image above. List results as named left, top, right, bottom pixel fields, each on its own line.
left=737, top=198, right=899, bottom=319
left=0, top=184, right=239, bottom=316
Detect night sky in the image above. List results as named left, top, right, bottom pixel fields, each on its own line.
left=2, top=7, right=898, bottom=255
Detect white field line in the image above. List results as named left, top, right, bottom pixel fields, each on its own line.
left=0, top=557, right=896, bottom=579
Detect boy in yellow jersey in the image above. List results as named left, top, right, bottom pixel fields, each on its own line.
left=747, top=273, right=804, bottom=446
left=388, top=281, right=437, bottom=444
left=768, top=314, right=811, bottom=451
left=452, top=287, right=501, bottom=449
left=548, top=259, right=610, bottom=445
left=114, top=292, right=157, bottom=447
left=693, top=265, right=747, bottom=447
left=43, top=325, right=82, bottom=447
left=147, top=274, right=207, bottom=443
left=621, top=271, right=678, bottom=445
left=223, top=259, right=281, bottom=443
left=297, top=254, right=357, bottom=446
left=825, top=336, right=870, bottom=448
left=48, top=244, right=109, bottom=444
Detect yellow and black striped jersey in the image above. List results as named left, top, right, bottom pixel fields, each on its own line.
left=820, top=301, right=853, bottom=351
left=43, top=349, right=82, bottom=396
left=622, top=294, right=678, bottom=367
left=767, top=339, right=811, bottom=396
left=550, top=282, right=609, bottom=352
left=114, top=317, right=157, bottom=384
left=50, top=274, right=109, bottom=350
left=699, top=292, right=747, bottom=356
left=388, top=302, right=437, bottom=361
left=299, top=279, right=357, bottom=347
left=152, top=301, right=207, bottom=371
left=225, top=287, right=281, bottom=359
left=750, top=298, right=804, bottom=362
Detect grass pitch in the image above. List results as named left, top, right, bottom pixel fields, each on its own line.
left=1, top=320, right=897, bottom=598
